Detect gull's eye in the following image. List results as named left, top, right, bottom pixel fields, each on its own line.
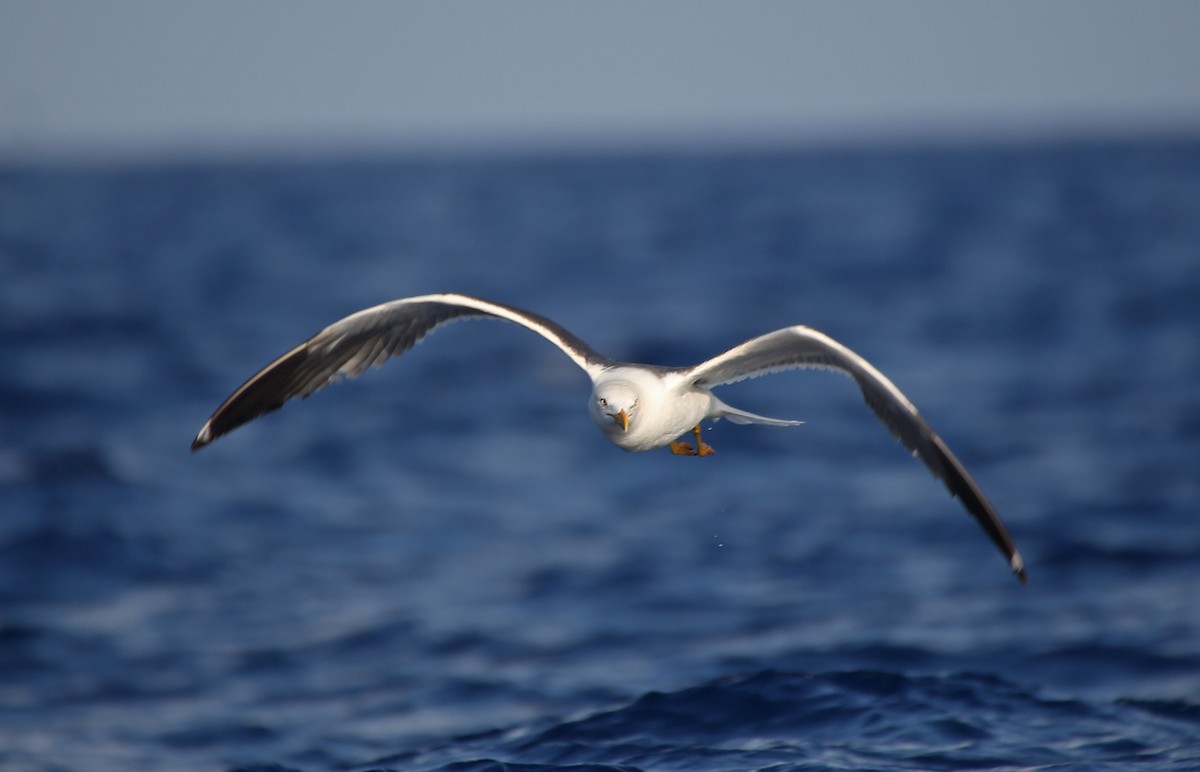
left=598, top=398, right=607, bottom=408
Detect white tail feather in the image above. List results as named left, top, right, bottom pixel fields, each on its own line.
left=711, top=398, right=804, bottom=427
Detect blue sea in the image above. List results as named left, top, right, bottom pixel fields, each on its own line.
left=2, top=141, right=1198, bottom=771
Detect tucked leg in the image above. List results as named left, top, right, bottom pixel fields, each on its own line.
left=668, top=425, right=715, bottom=456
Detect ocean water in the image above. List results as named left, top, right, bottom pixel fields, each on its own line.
left=1, top=141, right=1198, bottom=771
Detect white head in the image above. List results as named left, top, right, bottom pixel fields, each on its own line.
left=589, top=380, right=641, bottom=436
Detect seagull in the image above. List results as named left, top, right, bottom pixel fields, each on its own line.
left=192, top=292, right=1026, bottom=583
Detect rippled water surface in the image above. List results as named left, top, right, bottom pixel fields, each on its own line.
left=2, top=142, right=1199, bottom=770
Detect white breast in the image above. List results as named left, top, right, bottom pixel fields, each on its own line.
left=591, top=367, right=713, bottom=452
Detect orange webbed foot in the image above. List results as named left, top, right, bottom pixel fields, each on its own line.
left=668, top=425, right=716, bottom=457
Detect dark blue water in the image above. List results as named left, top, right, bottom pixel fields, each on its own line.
left=2, top=142, right=1199, bottom=771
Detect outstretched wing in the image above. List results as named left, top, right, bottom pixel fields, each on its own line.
left=192, top=293, right=612, bottom=450
left=685, top=326, right=1027, bottom=584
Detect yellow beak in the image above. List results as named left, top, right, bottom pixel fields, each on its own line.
left=609, top=409, right=630, bottom=433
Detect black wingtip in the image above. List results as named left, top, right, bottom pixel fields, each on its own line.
left=190, top=425, right=213, bottom=452
left=1011, top=553, right=1029, bottom=585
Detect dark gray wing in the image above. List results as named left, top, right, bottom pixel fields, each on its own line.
left=685, top=325, right=1026, bottom=584
left=192, top=293, right=612, bottom=450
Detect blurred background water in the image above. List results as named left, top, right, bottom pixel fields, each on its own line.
left=1, top=140, right=1198, bottom=770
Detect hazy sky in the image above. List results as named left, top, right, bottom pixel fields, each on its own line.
left=3, top=1, right=1199, bottom=160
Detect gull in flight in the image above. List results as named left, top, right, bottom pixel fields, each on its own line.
left=193, top=293, right=1026, bottom=583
